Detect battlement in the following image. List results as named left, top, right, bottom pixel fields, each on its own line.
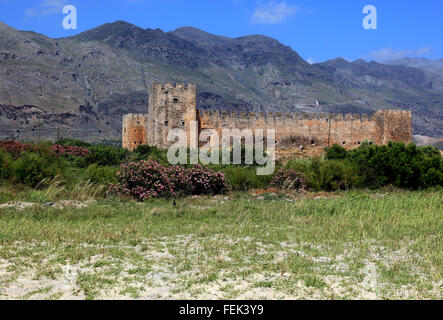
left=376, top=109, right=411, bottom=115
left=123, top=113, right=149, bottom=121
left=150, top=82, right=196, bottom=92
left=197, top=109, right=381, bottom=124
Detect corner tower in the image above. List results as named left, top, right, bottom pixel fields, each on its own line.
left=374, top=110, right=412, bottom=145
left=147, top=82, right=197, bottom=148
left=122, top=113, right=149, bottom=151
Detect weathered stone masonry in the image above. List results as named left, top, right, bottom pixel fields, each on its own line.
left=122, top=113, right=148, bottom=150
left=147, top=82, right=196, bottom=148
left=123, top=82, right=412, bottom=151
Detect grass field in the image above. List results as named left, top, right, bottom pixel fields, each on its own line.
left=0, top=188, right=441, bottom=300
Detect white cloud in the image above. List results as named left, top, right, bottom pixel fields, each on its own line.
left=25, top=0, right=67, bottom=17
left=306, top=57, right=315, bottom=64
left=365, top=46, right=431, bottom=61
left=251, top=1, right=297, bottom=25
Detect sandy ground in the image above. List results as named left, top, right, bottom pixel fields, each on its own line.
left=0, top=235, right=440, bottom=300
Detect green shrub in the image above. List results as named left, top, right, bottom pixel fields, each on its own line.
left=84, top=164, right=118, bottom=184
left=324, top=144, right=348, bottom=160
left=222, top=166, right=271, bottom=191
left=13, top=151, right=62, bottom=187
left=360, top=140, right=374, bottom=147
left=134, top=144, right=154, bottom=156
left=57, top=138, right=91, bottom=148
left=0, top=149, right=13, bottom=182
left=419, top=145, right=440, bottom=158
left=84, top=145, right=128, bottom=166
left=318, top=159, right=359, bottom=191
left=421, top=166, right=443, bottom=188
left=285, top=158, right=310, bottom=170
left=133, top=144, right=168, bottom=164
left=347, top=142, right=442, bottom=189
left=285, top=157, right=359, bottom=191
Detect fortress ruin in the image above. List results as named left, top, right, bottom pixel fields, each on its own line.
left=122, top=82, right=412, bottom=151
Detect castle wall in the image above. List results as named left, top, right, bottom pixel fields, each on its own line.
left=122, top=113, right=148, bottom=151
left=122, top=83, right=412, bottom=151
left=197, top=109, right=408, bottom=148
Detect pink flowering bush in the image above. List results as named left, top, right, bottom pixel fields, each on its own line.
left=109, top=160, right=227, bottom=200
left=181, top=164, right=227, bottom=195
left=270, top=168, right=306, bottom=191
left=50, top=144, right=90, bottom=157
left=0, top=140, right=33, bottom=159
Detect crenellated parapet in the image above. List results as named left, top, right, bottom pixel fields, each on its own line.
left=196, top=108, right=412, bottom=147
left=150, top=82, right=196, bottom=92
left=197, top=109, right=380, bottom=126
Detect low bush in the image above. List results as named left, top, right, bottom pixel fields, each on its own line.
left=133, top=144, right=168, bottom=164
left=285, top=157, right=359, bottom=191
left=84, top=145, right=128, bottom=166
left=0, top=140, right=33, bottom=159
left=270, top=168, right=306, bottom=190
left=110, top=160, right=174, bottom=200
left=13, top=150, right=62, bottom=187
left=183, top=165, right=227, bottom=195
left=348, top=142, right=442, bottom=189
left=110, top=160, right=227, bottom=200
left=221, top=166, right=271, bottom=191
left=57, top=138, right=91, bottom=148
left=84, top=164, right=118, bottom=184
left=0, top=149, right=13, bottom=181
left=317, top=159, right=360, bottom=191
left=324, top=144, right=348, bottom=160
left=51, top=144, right=91, bottom=157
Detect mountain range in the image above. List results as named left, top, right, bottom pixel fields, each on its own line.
left=0, top=21, right=441, bottom=143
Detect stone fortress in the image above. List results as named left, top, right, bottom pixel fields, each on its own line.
left=122, top=82, right=412, bottom=151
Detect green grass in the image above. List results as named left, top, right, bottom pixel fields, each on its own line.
left=0, top=189, right=441, bottom=299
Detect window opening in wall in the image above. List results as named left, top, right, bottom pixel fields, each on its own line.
left=164, top=121, right=168, bottom=126
left=342, top=141, right=346, bottom=145
left=173, top=97, right=179, bottom=104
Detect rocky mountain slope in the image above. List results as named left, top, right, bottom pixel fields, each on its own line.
left=385, top=57, right=443, bottom=75
left=0, top=21, right=441, bottom=142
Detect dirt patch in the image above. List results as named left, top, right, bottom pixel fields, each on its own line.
left=0, top=200, right=96, bottom=211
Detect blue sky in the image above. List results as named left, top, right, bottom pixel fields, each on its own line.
left=0, top=0, right=442, bottom=63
